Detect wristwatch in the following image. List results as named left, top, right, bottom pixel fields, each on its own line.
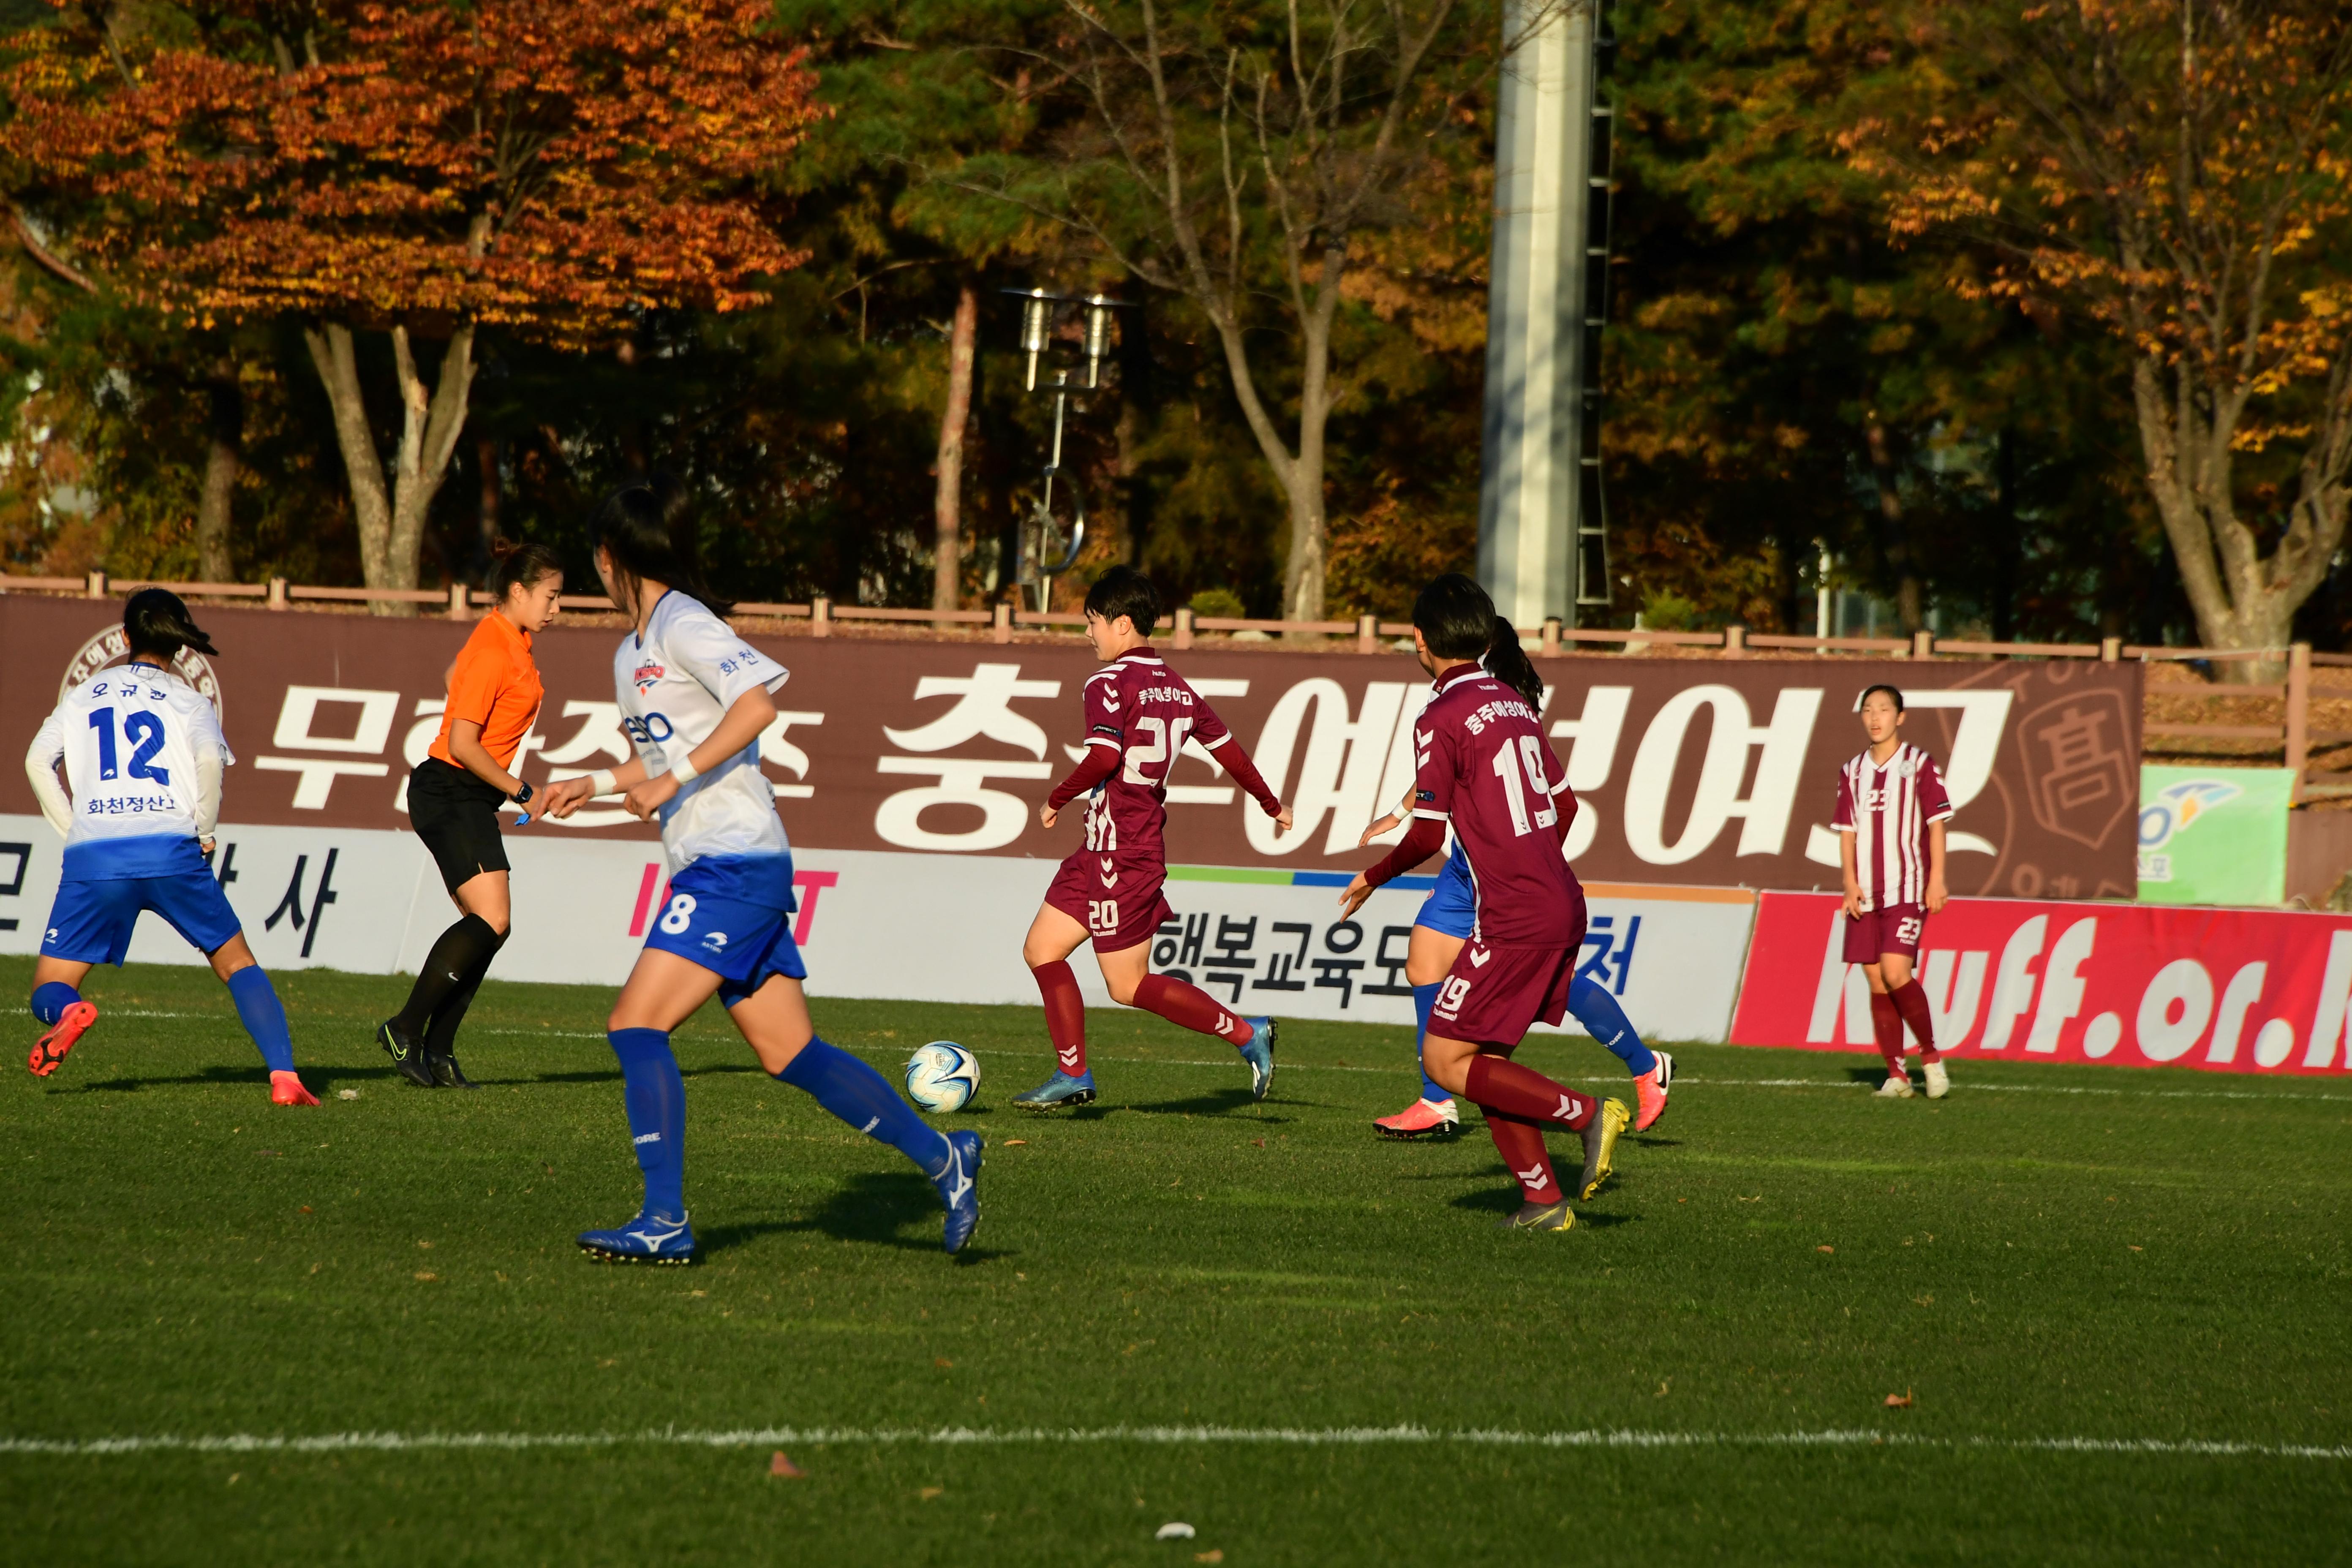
left=511, top=780, right=536, bottom=806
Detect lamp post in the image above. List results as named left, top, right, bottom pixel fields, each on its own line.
left=1001, top=288, right=1132, bottom=613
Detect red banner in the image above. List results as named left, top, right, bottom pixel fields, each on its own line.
left=1729, top=890, right=2352, bottom=1076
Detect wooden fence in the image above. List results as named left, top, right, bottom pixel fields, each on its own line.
left=14, top=567, right=2349, bottom=799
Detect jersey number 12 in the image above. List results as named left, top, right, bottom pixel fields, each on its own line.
left=89, top=708, right=171, bottom=785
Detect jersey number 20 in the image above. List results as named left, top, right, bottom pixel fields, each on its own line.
left=88, top=708, right=171, bottom=785
left=1123, top=716, right=1193, bottom=785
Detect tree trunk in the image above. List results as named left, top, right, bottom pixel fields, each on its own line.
left=475, top=432, right=501, bottom=574
left=933, top=283, right=978, bottom=620
left=302, top=321, right=399, bottom=602
left=195, top=362, right=240, bottom=583
left=1864, top=415, right=1922, bottom=634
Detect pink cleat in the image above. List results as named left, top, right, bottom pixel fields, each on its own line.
left=1631, top=1049, right=1674, bottom=1132
left=1374, top=1096, right=1460, bottom=1141
left=270, top=1070, right=319, bottom=1107
left=28, top=1001, right=98, bottom=1078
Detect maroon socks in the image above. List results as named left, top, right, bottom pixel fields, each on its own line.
left=1465, top=1054, right=1596, bottom=1131
left=1132, top=973, right=1254, bottom=1048
left=1869, top=989, right=1905, bottom=1077
left=1033, top=960, right=1089, bottom=1077
left=1484, top=1113, right=1563, bottom=1204
left=1887, top=980, right=1941, bottom=1063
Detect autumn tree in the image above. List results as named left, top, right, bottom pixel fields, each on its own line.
left=905, top=0, right=1498, bottom=622
left=1, top=0, right=821, bottom=605
left=1849, top=0, right=2352, bottom=664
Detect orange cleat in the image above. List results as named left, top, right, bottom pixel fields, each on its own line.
left=270, top=1070, right=319, bottom=1107
left=1631, top=1048, right=1674, bottom=1132
left=28, top=1001, right=98, bottom=1078
left=1373, top=1096, right=1460, bottom=1140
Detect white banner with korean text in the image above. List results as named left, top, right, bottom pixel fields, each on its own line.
left=0, top=816, right=1756, bottom=1045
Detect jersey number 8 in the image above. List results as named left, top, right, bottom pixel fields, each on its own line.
left=659, top=893, right=698, bottom=934
left=88, top=708, right=171, bottom=786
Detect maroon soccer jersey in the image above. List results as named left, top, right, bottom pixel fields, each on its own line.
left=1832, top=743, right=1953, bottom=912
left=1044, top=647, right=1279, bottom=951
left=1408, top=663, right=1582, bottom=946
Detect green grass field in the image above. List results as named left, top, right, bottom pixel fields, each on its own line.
left=3, top=955, right=2348, bottom=1565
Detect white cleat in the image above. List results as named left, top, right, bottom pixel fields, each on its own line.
left=1922, top=1060, right=1950, bottom=1099
left=1875, top=1073, right=1915, bottom=1099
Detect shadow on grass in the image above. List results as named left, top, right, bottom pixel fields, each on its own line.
left=697, top=1171, right=1015, bottom=1263
left=1128, top=1088, right=1282, bottom=1117
left=60, top=1063, right=392, bottom=1094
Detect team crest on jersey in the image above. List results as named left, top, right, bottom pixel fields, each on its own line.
left=633, top=660, right=667, bottom=692
left=61, top=628, right=221, bottom=716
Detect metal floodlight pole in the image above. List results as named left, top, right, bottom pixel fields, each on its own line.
left=1477, top=0, right=1617, bottom=629
left=1003, top=286, right=1128, bottom=611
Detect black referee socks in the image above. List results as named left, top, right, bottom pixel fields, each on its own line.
left=393, top=914, right=509, bottom=1042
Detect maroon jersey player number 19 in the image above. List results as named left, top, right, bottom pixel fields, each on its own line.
left=1341, top=573, right=1631, bottom=1232
left=1014, top=568, right=1294, bottom=1112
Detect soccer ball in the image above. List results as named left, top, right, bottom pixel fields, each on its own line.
left=904, top=1042, right=981, bottom=1115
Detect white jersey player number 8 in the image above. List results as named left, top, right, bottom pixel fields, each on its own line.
left=1491, top=736, right=1558, bottom=837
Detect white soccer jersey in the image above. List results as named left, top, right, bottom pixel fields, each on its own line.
left=612, top=591, right=791, bottom=872
left=28, top=661, right=232, bottom=874
left=1832, top=743, right=1953, bottom=911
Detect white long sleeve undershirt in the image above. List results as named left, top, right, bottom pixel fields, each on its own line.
left=23, top=738, right=70, bottom=838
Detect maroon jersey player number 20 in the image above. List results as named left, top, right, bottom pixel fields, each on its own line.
left=1013, top=568, right=1294, bottom=1112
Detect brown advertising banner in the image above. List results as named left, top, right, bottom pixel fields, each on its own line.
left=1, top=597, right=2142, bottom=896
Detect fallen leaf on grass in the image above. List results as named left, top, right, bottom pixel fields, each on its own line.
left=2128, top=1245, right=2143, bottom=1252
left=1817, top=1245, right=1835, bottom=1254
left=920, top=1486, right=944, bottom=1500
left=935, top=1357, right=953, bottom=1368
left=337, top=1089, right=359, bottom=1101
left=769, top=1451, right=805, bottom=1478
left=413, top=1271, right=438, bottom=1282
left=1885, top=1390, right=1914, bottom=1408
left=1155, top=1523, right=1195, bottom=1541
left=1196, top=1552, right=1224, bottom=1564
left=1003, top=1139, right=1028, bottom=1146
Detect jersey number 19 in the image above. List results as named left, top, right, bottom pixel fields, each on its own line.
left=1491, top=736, right=1556, bottom=838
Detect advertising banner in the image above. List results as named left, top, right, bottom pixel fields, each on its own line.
left=0, top=597, right=2139, bottom=896
left=0, top=815, right=1756, bottom=1045
left=2137, top=765, right=2290, bottom=906
left=1728, top=889, right=2352, bottom=1076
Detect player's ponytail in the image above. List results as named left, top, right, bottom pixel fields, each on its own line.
left=122, top=587, right=217, bottom=662
left=1484, top=615, right=1544, bottom=710
left=589, top=474, right=734, bottom=620
left=487, top=538, right=563, bottom=604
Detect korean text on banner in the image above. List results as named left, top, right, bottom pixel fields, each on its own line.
left=1729, top=890, right=2352, bottom=1076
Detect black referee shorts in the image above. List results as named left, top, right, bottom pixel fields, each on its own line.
left=407, top=757, right=511, bottom=894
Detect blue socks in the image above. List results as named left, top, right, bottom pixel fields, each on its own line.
left=777, top=1037, right=951, bottom=1179
left=610, top=1028, right=687, bottom=1219
left=30, top=981, right=80, bottom=1028
left=1411, top=982, right=1450, bottom=1102
left=1569, top=975, right=1656, bottom=1077
left=226, top=967, right=296, bottom=1072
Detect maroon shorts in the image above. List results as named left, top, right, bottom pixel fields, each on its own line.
left=1427, top=938, right=1579, bottom=1047
left=1043, top=850, right=1172, bottom=954
left=1845, top=903, right=1925, bottom=964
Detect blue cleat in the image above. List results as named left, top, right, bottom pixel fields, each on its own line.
left=1239, top=1016, right=1277, bottom=1102
left=1012, top=1069, right=1098, bottom=1109
left=577, top=1209, right=697, bottom=1266
left=935, top=1129, right=983, bottom=1255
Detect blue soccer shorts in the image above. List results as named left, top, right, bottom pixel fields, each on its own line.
left=42, top=872, right=243, bottom=967
left=642, top=885, right=808, bottom=1007
left=1414, top=843, right=1477, bottom=941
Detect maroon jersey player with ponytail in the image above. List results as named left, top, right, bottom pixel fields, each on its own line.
left=1014, top=567, right=1295, bottom=1109
left=1340, top=574, right=1631, bottom=1231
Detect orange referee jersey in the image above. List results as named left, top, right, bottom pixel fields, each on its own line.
left=429, top=612, right=544, bottom=771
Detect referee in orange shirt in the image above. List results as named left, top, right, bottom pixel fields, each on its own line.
left=379, top=542, right=563, bottom=1089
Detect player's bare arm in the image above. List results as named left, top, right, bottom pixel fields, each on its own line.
left=622, top=685, right=778, bottom=823
left=542, top=758, right=648, bottom=819
left=447, top=717, right=527, bottom=800
left=1926, top=818, right=1949, bottom=913
left=1839, top=828, right=1863, bottom=919
left=1358, top=784, right=1416, bottom=848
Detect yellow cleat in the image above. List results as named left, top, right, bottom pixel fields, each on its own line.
left=1577, top=1097, right=1630, bottom=1201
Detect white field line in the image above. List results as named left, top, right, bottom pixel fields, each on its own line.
left=2, top=1425, right=2345, bottom=1461
left=103, top=1016, right=2352, bottom=1102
